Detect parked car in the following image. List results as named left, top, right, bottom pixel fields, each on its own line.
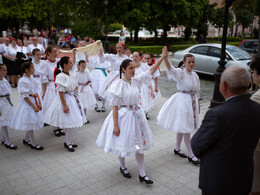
left=239, top=39, right=258, bottom=54
left=171, top=44, right=251, bottom=76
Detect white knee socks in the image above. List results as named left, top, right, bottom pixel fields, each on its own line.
left=175, top=133, right=184, bottom=151
left=27, top=130, right=35, bottom=146
left=183, top=133, right=197, bottom=159
left=118, top=156, right=129, bottom=174
left=135, top=153, right=146, bottom=177
left=2, top=126, right=10, bottom=144
left=65, top=128, right=74, bottom=145
left=101, top=98, right=106, bottom=107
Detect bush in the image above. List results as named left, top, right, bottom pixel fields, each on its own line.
left=170, top=45, right=194, bottom=52
left=128, top=46, right=164, bottom=55
left=108, top=23, right=122, bottom=33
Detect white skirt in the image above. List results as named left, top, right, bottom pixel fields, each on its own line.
left=98, top=70, right=120, bottom=98
left=78, top=85, right=97, bottom=109
left=140, top=85, right=154, bottom=113
left=151, top=79, right=162, bottom=101
left=96, top=106, right=153, bottom=157
left=157, top=92, right=199, bottom=133
left=11, top=97, right=43, bottom=131
left=43, top=93, right=86, bottom=129
left=42, top=82, right=56, bottom=116
left=90, top=69, right=107, bottom=94
left=0, top=98, right=15, bottom=126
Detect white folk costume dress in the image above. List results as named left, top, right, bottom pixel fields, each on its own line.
left=151, top=68, right=162, bottom=101
left=74, top=71, right=97, bottom=109
left=96, top=71, right=153, bottom=158
left=38, top=59, right=59, bottom=116
left=43, top=72, right=86, bottom=128
left=87, top=55, right=111, bottom=95
left=32, top=60, right=43, bottom=95
left=11, top=75, right=43, bottom=131
left=0, top=78, right=15, bottom=126
left=157, top=66, right=200, bottom=133
left=135, top=63, right=154, bottom=113
left=98, top=53, right=129, bottom=98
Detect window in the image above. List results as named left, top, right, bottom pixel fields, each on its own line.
left=209, top=47, right=221, bottom=58
left=190, top=46, right=209, bottom=55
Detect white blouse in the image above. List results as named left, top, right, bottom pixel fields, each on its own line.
left=5, top=45, right=22, bottom=61
left=0, top=78, right=12, bottom=96
left=100, top=54, right=129, bottom=71
left=18, top=76, right=39, bottom=98
left=38, top=59, right=59, bottom=84
left=55, top=73, right=78, bottom=92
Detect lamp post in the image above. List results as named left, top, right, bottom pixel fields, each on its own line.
left=104, top=0, right=109, bottom=53
left=210, top=0, right=234, bottom=108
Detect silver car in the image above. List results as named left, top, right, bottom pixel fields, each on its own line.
left=171, top=44, right=251, bottom=76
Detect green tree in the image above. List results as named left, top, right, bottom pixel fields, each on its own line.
left=235, top=10, right=254, bottom=34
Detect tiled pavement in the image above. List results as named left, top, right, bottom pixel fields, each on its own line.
left=0, top=84, right=211, bottom=195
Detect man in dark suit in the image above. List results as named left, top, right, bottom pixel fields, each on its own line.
left=191, top=66, right=260, bottom=195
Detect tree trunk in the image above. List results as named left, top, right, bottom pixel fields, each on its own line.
left=235, top=22, right=238, bottom=37
left=163, top=26, right=168, bottom=45
left=218, top=28, right=220, bottom=43
left=130, top=31, right=133, bottom=42
left=134, top=27, right=139, bottom=43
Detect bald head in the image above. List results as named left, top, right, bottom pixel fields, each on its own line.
left=220, top=66, right=250, bottom=96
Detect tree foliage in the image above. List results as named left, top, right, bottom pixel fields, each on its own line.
left=235, top=10, right=254, bottom=33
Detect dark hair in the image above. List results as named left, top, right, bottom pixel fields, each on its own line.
left=125, top=48, right=131, bottom=52
left=0, top=64, right=6, bottom=70
left=134, top=51, right=142, bottom=57
left=183, top=54, right=194, bottom=62
left=119, top=59, right=133, bottom=79
left=78, top=60, right=86, bottom=66
left=55, top=56, right=70, bottom=76
left=21, top=61, right=33, bottom=75
left=32, top=48, right=41, bottom=56
left=45, top=45, right=55, bottom=56
left=250, top=55, right=260, bottom=75
left=145, top=52, right=154, bottom=59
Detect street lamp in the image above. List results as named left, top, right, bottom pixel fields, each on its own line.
left=210, top=0, right=234, bottom=108
left=104, top=0, right=109, bottom=53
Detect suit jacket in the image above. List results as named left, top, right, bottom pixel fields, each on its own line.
left=191, top=94, right=260, bottom=195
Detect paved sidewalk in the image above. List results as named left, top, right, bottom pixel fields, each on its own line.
left=0, top=88, right=211, bottom=195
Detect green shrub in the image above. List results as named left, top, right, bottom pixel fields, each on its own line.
left=128, top=46, right=163, bottom=55
left=170, top=44, right=194, bottom=52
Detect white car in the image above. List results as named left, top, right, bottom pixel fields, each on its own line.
left=171, top=44, right=251, bottom=75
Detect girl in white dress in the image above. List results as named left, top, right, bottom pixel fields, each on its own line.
left=44, top=56, right=86, bottom=152
left=11, top=62, right=44, bottom=150
left=96, top=47, right=167, bottom=184
left=98, top=43, right=129, bottom=102
left=86, top=54, right=111, bottom=112
left=32, top=48, right=43, bottom=95
left=38, top=46, right=65, bottom=137
left=143, top=53, right=162, bottom=101
left=74, top=60, right=97, bottom=123
left=0, top=64, right=17, bottom=149
left=133, top=51, right=154, bottom=120
left=157, top=52, right=200, bottom=165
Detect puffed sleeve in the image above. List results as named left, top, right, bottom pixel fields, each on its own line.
left=194, top=72, right=200, bottom=99
left=101, top=60, right=111, bottom=71
left=87, top=55, right=98, bottom=68
left=106, top=79, right=123, bottom=107
left=100, top=53, right=115, bottom=64
left=153, top=68, right=161, bottom=78
left=132, top=71, right=152, bottom=89
left=166, top=65, right=182, bottom=82
left=38, top=61, right=49, bottom=84
left=18, top=78, right=30, bottom=98
left=55, top=74, right=70, bottom=92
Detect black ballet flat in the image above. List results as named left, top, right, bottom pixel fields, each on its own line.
left=188, top=156, right=200, bottom=165
left=58, top=129, right=65, bottom=136
left=139, top=175, right=153, bottom=184
left=64, top=143, right=75, bottom=152
left=146, top=114, right=150, bottom=120
left=98, top=97, right=102, bottom=101
left=174, top=149, right=187, bottom=158
left=53, top=129, right=61, bottom=137
left=23, top=139, right=31, bottom=147
left=120, top=167, right=131, bottom=178
left=95, top=107, right=101, bottom=112
left=31, top=144, right=44, bottom=150
left=101, top=107, right=106, bottom=112
left=4, top=143, right=17, bottom=150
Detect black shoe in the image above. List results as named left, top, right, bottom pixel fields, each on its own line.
left=95, top=107, right=101, bottom=112
left=139, top=175, right=153, bottom=184
left=53, top=129, right=61, bottom=137
left=64, top=143, right=75, bottom=152
left=58, top=129, right=65, bottom=136
left=1, top=139, right=5, bottom=144
left=98, top=97, right=102, bottom=101
left=146, top=114, right=150, bottom=120
left=4, top=143, right=17, bottom=150
left=188, top=156, right=200, bottom=165
left=101, top=107, right=106, bottom=112
left=174, top=149, right=187, bottom=158
left=85, top=120, right=90, bottom=124
left=70, top=143, right=78, bottom=148
left=31, top=144, right=44, bottom=150
left=44, top=123, right=49, bottom=127
left=23, top=139, right=31, bottom=147
left=120, top=167, right=131, bottom=178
